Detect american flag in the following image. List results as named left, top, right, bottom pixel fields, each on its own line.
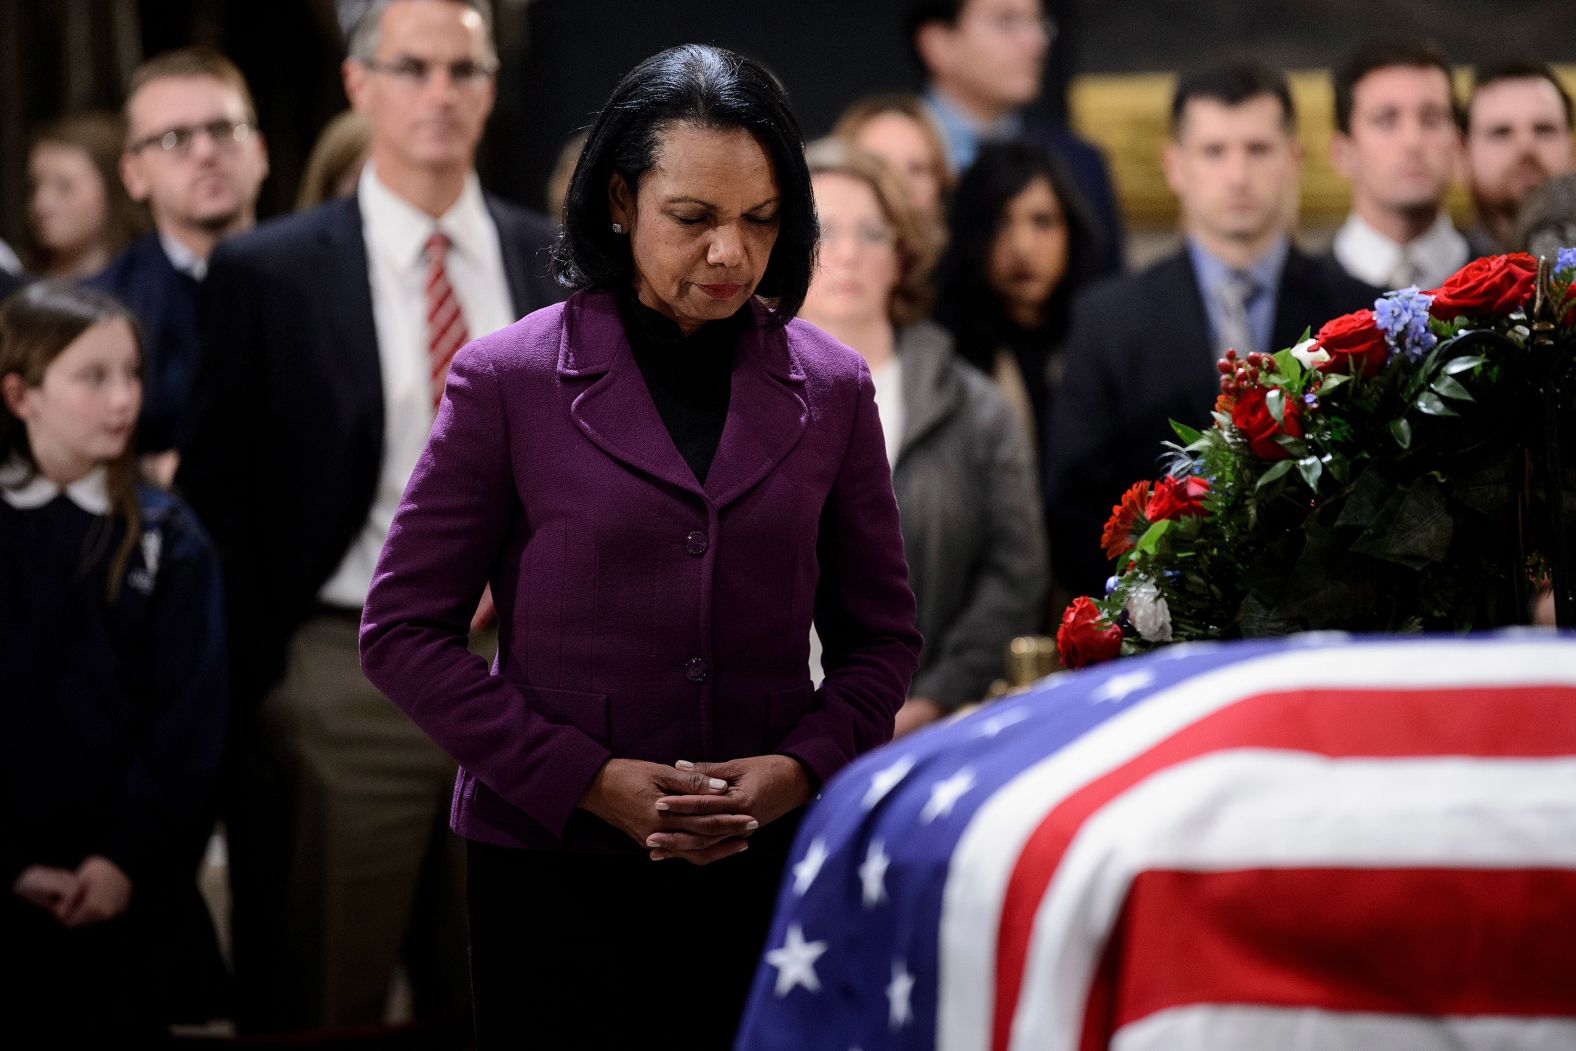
left=734, top=631, right=1576, bottom=1051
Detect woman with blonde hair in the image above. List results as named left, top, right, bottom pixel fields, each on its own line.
left=832, top=92, right=954, bottom=224
left=800, top=139, right=1045, bottom=735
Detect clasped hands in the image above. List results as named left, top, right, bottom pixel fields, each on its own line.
left=580, top=755, right=812, bottom=865
left=11, top=855, right=133, bottom=928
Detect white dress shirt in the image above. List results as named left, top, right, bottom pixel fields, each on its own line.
left=869, top=354, right=905, bottom=469
left=319, top=162, right=517, bottom=609
left=1332, top=211, right=1470, bottom=291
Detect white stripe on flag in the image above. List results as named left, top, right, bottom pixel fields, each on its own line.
left=937, top=637, right=1576, bottom=1051
left=1113, top=1004, right=1576, bottom=1051
left=1010, top=752, right=1576, bottom=1051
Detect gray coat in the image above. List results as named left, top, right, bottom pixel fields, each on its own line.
left=891, top=321, right=1047, bottom=710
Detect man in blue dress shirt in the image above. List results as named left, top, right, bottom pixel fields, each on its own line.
left=906, top=0, right=1125, bottom=275
left=90, top=47, right=269, bottom=482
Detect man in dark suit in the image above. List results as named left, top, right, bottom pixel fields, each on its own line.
left=906, top=0, right=1125, bottom=276
left=178, top=0, right=560, bottom=1034
left=1044, top=63, right=1380, bottom=601
left=90, top=48, right=269, bottom=482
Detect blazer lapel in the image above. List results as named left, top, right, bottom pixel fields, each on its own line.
left=1167, top=252, right=1222, bottom=410
left=894, top=325, right=960, bottom=465
left=487, top=195, right=533, bottom=317
left=703, top=310, right=808, bottom=508
left=319, top=196, right=383, bottom=445
left=561, top=291, right=707, bottom=499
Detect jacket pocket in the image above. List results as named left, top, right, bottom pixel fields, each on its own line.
left=766, top=683, right=818, bottom=744
left=514, top=682, right=612, bottom=744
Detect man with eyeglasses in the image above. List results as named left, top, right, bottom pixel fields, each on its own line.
left=89, top=46, right=269, bottom=484
left=177, top=0, right=560, bottom=1036
left=906, top=0, right=1124, bottom=276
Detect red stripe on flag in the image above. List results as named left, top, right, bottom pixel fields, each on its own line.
left=989, top=685, right=1576, bottom=1051
left=1094, top=867, right=1576, bottom=1045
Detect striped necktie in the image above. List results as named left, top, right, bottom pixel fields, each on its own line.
left=1214, top=269, right=1259, bottom=359
left=425, top=230, right=469, bottom=413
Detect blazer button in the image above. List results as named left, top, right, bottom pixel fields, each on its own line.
left=685, top=530, right=709, bottom=557
left=685, top=657, right=710, bottom=683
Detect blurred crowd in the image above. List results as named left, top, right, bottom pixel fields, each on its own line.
left=3, top=0, right=1573, bottom=1041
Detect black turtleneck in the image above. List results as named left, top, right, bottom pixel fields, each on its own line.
left=616, top=288, right=747, bottom=485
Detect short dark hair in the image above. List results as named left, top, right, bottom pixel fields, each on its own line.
left=904, top=0, right=967, bottom=70
left=1170, top=62, right=1297, bottom=138
left=1469, top=60, right=1574, bottom=133
left=1333, top=40, right=1456, bottom=135
left=934, top=139, right=1103, bottom=373
left=552, top=44, right=817, bottom=325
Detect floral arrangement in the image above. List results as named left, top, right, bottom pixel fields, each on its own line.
left=1057, top=251, right=1576, bottom=669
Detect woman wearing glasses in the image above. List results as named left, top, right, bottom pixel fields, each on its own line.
left=800, top=140, right=1045, bottom=736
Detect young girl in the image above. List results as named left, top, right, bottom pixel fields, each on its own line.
left=0, top=282, right=226, bottom=1037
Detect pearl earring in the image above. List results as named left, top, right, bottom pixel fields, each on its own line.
left=612, top=222, right=624, bottom=234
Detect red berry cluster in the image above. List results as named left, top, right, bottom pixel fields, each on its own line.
left=1215, top=349, right=1272, bottom=396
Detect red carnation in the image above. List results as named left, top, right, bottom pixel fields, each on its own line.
left=1146, top=475, right=1211, bottom=521
left=1427, top=253, right=1538, bottom=319
left=1056, top=597, right=1124, bottom=670
left=1101, top=481, right=1151, bottom=560
left=1311, top=309, right=1388, bottom=378
left=1230, top=386, right=1303, bottom=460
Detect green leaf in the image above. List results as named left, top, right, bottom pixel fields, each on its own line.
left=1255, top=459, right=1294, bottom=490
left=1296, top=455, right=1323, bottom=491
left=1389, top=417, right=1413, bottom=449
left=1318, top=373, right=1350, bottom=394
left=1349, top=475, right=1454, bottom=569
left=1441, top=354, right=1486, bottom=376
left=1430, top=374, right=1475, bottom=402
left=1272, top=349, right=1303, bottom=381
left=1133, top=518, right=1174, bottom=558
left=1336, top=467, right=1392, bottom=528
left=1266, top=388, right=1286, bottom=425
left=1170, top=419, right=1204, bottom=445
left=1416, top=391, right=1458, bottom=416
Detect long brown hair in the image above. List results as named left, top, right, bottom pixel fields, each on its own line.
left=23, top=111, right=149, bottom=273
left=0, top=282, right=144, bottom=601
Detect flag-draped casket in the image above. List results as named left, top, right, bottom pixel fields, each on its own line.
left=735, top=632, right=1576, bottom=1050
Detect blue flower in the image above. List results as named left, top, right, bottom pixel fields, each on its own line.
left=1373, top=286, right=1438, bottom=361
left=1558, top=246, right=1576, bottom=275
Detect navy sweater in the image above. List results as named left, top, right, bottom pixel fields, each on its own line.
left=1, top=481, right=226, bottom=890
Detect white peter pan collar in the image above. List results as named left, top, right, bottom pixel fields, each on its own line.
left=0, top=458, right=111, bottom=514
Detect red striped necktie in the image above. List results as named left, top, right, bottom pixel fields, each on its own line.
left=425, top=230, right=469, bottom=413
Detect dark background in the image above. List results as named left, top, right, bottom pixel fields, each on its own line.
left=2, top=0, right=1573, bottom=249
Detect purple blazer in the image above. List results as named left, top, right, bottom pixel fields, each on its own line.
left=360, top=289, right=921, bottom=852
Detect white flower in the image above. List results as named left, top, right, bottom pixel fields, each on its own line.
left=1125, top=580, right=1173, bottom=643
left=1289, top=338, right=1331, bottom=369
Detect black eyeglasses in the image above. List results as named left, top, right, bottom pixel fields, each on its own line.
left=361, top=56, right=498, bottom=88
left=129, top=118, right=253, bottom=157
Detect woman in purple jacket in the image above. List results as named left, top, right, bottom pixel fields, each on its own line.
left=360, top=44, right=921, bottom=1048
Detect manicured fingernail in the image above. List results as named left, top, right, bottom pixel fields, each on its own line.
left=651, top=851, right=670, bottom=861
left=645, top=835, right=661, bottom=848
left=735, top=842, right=749, bottom=853
left=654, top=800, right=670, bottom=811
left=676, top=760, right=696, bottom=770
left=745, top=820, right=759, bottom=830
left=708, top=778, right=728, bottom=790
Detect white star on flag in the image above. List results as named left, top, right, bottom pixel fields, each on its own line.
left=886, top=959, right=916, bottom=1029
left=791, top=836, right=830, bottom=896
left=765, top=923, right=828, bottom=997
left=859, top=838, right=891, bottom=908
left=919, top=767, right=975, bottom=824
left=1093, top=668, right=1155, bottom=704
left=976, top=707, right=1029, bottom=737
left=862, top=754, right=916, bottom=810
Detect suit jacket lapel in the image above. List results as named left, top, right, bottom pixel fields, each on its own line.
left=486, top=195, right=532, bottom=318
left=1168, top=252, right=1221, bottom=410
left=1272, top=247, right=1324, bottom=350
left=561, top=291, right=707, bottom=499
left=319, top=196, right=383, bottom=455
left=703, top=308, right=808, bottom=508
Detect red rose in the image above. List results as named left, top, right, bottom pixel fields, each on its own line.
left=1056, top=597, right=1124, bottom=669
left=1311, top=309, right=1388, bottom=377
left=1230, top=385, right=1303, bottom=460
left=1145, top=475, right=1211, bottom=521
left=1427, top=253, right=1538, bottom=319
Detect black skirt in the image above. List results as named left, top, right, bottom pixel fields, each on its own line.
left=467, top=811, right=802, bottom=1050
